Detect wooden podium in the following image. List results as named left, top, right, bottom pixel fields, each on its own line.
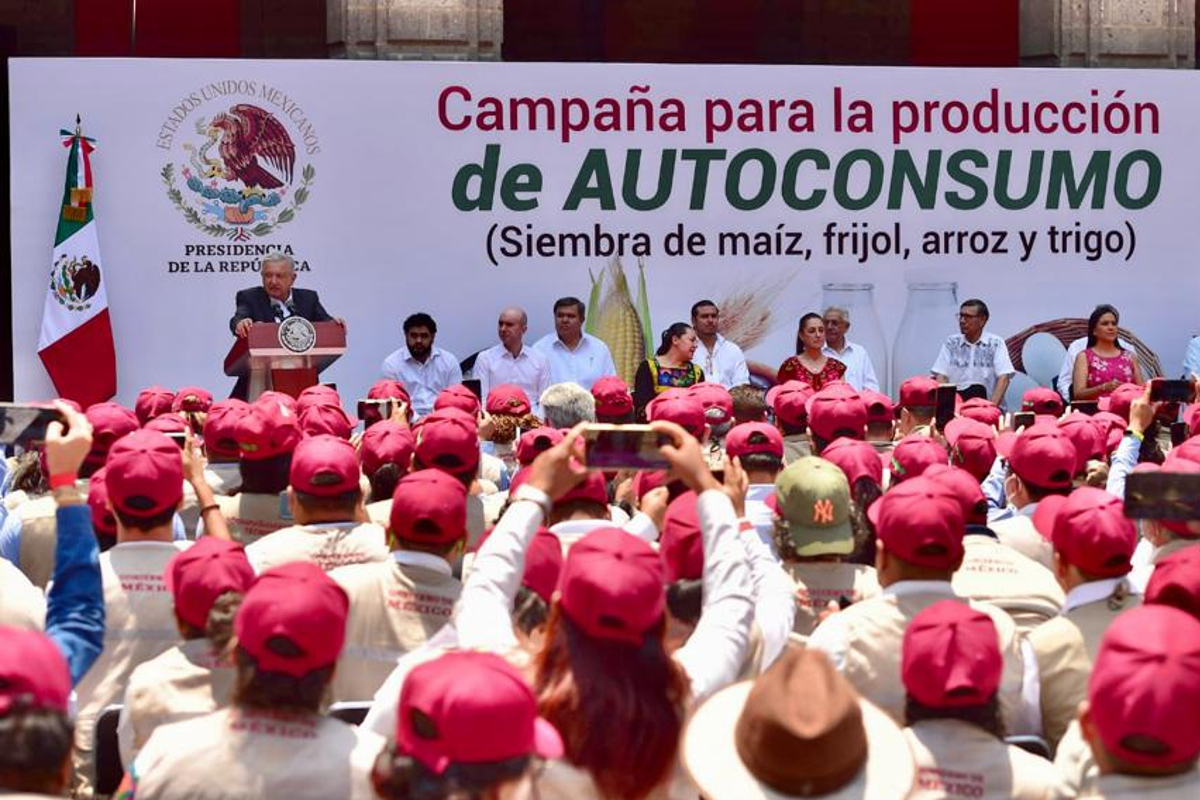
left=224, top=321, right=346, bottom=400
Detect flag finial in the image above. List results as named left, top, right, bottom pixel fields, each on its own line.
left=74, top=114, right=81, bottom=136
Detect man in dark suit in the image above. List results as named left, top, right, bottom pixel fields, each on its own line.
left=229, top=252, right=345, bottom=398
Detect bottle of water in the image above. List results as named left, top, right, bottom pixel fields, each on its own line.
left=890, top=282, right=959, bottom=397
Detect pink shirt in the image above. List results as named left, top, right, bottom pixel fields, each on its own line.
left=1084, top=348, right=1135, bottom=393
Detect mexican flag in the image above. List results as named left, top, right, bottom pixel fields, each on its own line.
left=37, top=120, right=116, bottom=406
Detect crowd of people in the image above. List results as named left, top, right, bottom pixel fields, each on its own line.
left=4, top=286, right=1200, bottom=799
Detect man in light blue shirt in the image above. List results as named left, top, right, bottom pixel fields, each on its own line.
left=380, top=312, right=463, bottom=418
left=533, top=296, right=615, bottom=391
left=1184, top=334, right=1200, bottom=381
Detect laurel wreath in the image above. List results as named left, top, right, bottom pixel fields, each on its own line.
left=161, top=162, right=315, bottom=239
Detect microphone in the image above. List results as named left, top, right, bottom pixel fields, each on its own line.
left=285, top=299, right=297, bottom=317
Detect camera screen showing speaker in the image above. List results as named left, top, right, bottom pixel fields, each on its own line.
left=582, top=424, right=671, bottom=471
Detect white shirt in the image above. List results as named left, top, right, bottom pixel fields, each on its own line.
left=931, top=332, right=1015, bottom=395
left=693, top=334, right=749, bottom=388
left=380, top=345, right=463, bottom=418
left=1184, top=335, right=1200, bottom=380
left=1057, top=336, right=1129, bottom=401
left=532, top=332, right=616, bottom=390
left=1062, top=576, right=1142, bottom=613
left=744, top=484, right=777, bottom=554
left=473, top=343, right=551, bottom=417
left=822, top=340, right=880, bottom=392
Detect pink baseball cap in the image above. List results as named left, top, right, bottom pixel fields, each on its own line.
left=105, top=430, right=183, bottom=517
left=368, top=379, right=411, bottom=402
left=434, top=384, right=482, bottom=417
left=1049, top=487, right=1136, bottom=577
left=1057, top=415, right=1105, bottom=475
left=1146, top=546, right=1200, bottom=619
left=647, top=393, right=707, bottom=439
left=1185, top=403, right=1200, bottom=436
left=660, top=492, right=704, bottom=582
left=944, top=417, right=998, bottom=482
left=592, top=376, right=634, bottom=419
left=1098, top=383, right=1143, bottom=421
left=296, top=384, right=342, bottom=414
left=135, top=385, right=176, bottom=425
left=414, top=410, right=480, bottom=477
left=958, top=398, right=1002, bottom=428
left=398, top=650, right=563, bottom=774
left=998, top=423, right=1077, bottom=490
left=359, top=421, right=415, bottom=477
left=724, top=422, right=784, bottom=460
left=203, top=399, right=250, bottom=460
left=767, top=381, right=814, bottom=428
left=0, top=626, right=70, bottom=715
left=236, top=398, right=302, bottom=461
left=144, top=412, right=188, bottom=435
left=924, top=464, right=988, bottom=525
left=1172, top=436, right=1200, bottom=468
left=1087, top=412, right=1126, bottom=456
left=86, top=466, right=117, bottom=538
left=523, top=529, right=564, bottom=603
left=859, top=389, right=896, bottom=426
left=559, top=527, right=666, bottom=644
left=889, top=436, right=947, bottom=482
left=485, top=384, right=531, bottom=417
left=806, top=386, right=867, bottom=443
left=257, top=390, right=298, bottom=415
left=688, top=382, right=734, bottom=426
left=171, top=386, right=213, bottom=414
left=820, top=437, right=883, bottom=487
left=298, top=402, right=354, bottom=440
left=166, top=538, right=255, bottom=631
left=902, top=600, right=1002, bottom=709
left=1088, top=605, right=1200, bottom=768
left=289, top=435, right=360, bottom=496
left=1021, top=387, right=1064, bottom=417
left=868, top=476, right=965, bottom=570
left=556, top=471, right=609, bottom=509
left=84, top=402, right=140, bottom=467
left=390, top=470, right=467, bottom=545
left=516, top=427, right=565, bottom=466
left=235, top=562, right=349, bottom=678
left=899, top=376, right=939, bottom=409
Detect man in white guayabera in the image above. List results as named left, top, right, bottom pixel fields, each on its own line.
left=931, top=298, right=1015, bottom=407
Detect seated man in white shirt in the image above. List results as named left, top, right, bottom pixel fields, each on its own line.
left=473, top=306, right=551, bottom=417
left=691, top=300, right=750, bottom=389
left=533, top=296, right=615, bottom=390
left=931, top=298, right=1015, bottom=407
left=822, top=306, right=880, bottom=392
left=380, top=312, right=462, bottom=418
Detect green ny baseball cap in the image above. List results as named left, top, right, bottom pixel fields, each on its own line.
left=773, top=457, right=853, bottom=557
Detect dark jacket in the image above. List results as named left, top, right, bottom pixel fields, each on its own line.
left=228, top=286, right=333, bottom=334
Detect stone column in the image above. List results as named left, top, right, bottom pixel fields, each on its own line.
left=1021, top=0, right=1194, bottom=68
left=328, top=0, right=502, bottom=60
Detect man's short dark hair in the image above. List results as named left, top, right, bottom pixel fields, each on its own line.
left=114, top=504, right=177, bottom=532
left=403, top=313, right=437, bottom=335
left=292, top=489, right=362, bottom=518
left=0, top=704, right=73, bottom=794
left=553, top=297, right=585, bottom=318
left=961, top=299, right=989, bottom=320
left=690, top=300, right=718, bottom=319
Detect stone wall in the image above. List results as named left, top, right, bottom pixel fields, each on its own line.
left=328, top=0, right=502, bottom=60
left=1021, top=0, right=1194, bottom=68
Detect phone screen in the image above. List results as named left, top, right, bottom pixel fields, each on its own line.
left=1070, top=401, right=1099, bottom=416
left=1013, top=412, right=1036, bottom=430
left=462, top=379, right=483, bottom=401
left=1149, top=379, right=1193, bottom=404
left=357, top=398, right=395, bottom=422
left=0, top=404, right=65, bottom=447
left=583, top=424, right=670, bottom=471
left=934, top=385, right=957, bottom=431
left=1124, top=472, right=1200, bottom=521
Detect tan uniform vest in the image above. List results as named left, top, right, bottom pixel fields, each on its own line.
left=0, top=557, right=45, bottom=630
left=72, top=541, right=189, bottom=797
left=1053, top=720, right=1097, bottom=798
left=783, top=561, right=880, bottom=641
left=904, top=718, right=1063, bottom=800
left=16, top=494, right=59, bottom=588
left=991, top=514, right=1054, bottom=571
left=245, top=522, right=388, bottom=574
left=215, top=492, right=290, bottom=545
left=953, top=535, right=1064, bottom=635
left=1089, top=770, right=1200, bottom=799
left=329, top=558, right=461, bottom=702
left=781, top=434, right=812, bottom=464
left=129, top=707, right=383, bottom=800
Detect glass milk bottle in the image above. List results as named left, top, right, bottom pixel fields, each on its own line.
left=890, top=282, right=959, bottom=397
left=821, top=283, right=888, bottom=392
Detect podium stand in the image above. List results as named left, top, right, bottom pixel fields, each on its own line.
left=224, top=321, right=345, bottom=400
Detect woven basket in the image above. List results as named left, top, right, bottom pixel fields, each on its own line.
left=1005, top=318, right=1162, bottom=379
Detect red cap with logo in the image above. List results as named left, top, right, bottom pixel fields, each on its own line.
left=688, top=382, right=734, bottom=426
left=806, top=385, right=868, bottom=443
left=398, top=650, right=563, bottom=774
left=166, top=538, right=255, bottom=631
left=486, top=384, right=532, bottom=417
left=1145, top=546, right=1200, bottom=619
left=660, top=492, right=704, bottom=582
left=144, top=412, right=188, bottom=435
left=86, top=466, right=117, bottom=538
left=889, top=436, right=948, bottom=483
left=171, top=386, right=213, bottom=414
left=724, top=422, right=784, bottom=460
left=647, top=393, right=707, bottom=439
left=296, top=384, right=342, bottom=414
left=360, top=421, right=415, bottom=477
left=859, top=389, right=896, bottom=426
left=85, top=402, right=140, bottom=467
left=414, top=410, right=480, bottom=477
left=516, top=427, right=565, bottom=466
left=592, top=376, right=634, bottom=419
left=924, top=464, right=988, bottom=525
left=767, top=381, right=814, bottom=429
left=105, top=430, right=183, bottom=517
left=203, top=399, right=250, bottom=460
left=1048, top=487, right=1136, bottom=577
left=1088, top=605, right=1200, bottom=769
left=298, top=402, right=354, bottom=440
left=559, top=527, right=666, bottom=645
left=0, top=626, right=70, bottom=715
left=944, top=417, right=998, bottom=482
left=135, top=385, right=176, bottom=425
left=289, top=435, right=361, bottom=497
left=820, top=437, right=883, bottom=487
left=434, top=384, right=482, bottom=417
left=902, top=600, right=1002, bottom=709
left=1098, top=382, right=1143, bottom=421
left=958, top=398, right=1002, bottom=428
left=1021, top=387, right=1064, bottom=417
left=868, top=476, right=965, bottom=570
left=390, top=469, right=467, bottom=545
left=899, top=376, right=939, bottom=409
left=236, top=398, right=302, bottom=461
left=235, top=562, right=349, bottom=678
left=1056, top=415, right=1105, bottom=475
left=997, top=422, right=1077, bottom=490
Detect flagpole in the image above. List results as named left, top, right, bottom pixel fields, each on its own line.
left=130, top=0, right=137, bottom=53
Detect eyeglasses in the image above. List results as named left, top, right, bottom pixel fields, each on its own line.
left=958, top=313, right=981, bottom=320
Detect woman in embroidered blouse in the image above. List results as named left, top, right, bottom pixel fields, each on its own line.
left=776, top=313, right=846, bottom=390
left=1071, top=304, right=1143, bottom=401
left=633, top=322, right=705, bottom=417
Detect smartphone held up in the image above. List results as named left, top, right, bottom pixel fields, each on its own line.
left=0, top=403, right=66, bottom=447
left=582, top=424, right=671, bottom=471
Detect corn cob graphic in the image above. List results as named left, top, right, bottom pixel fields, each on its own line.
left=587, top=257, right=649, bottom=385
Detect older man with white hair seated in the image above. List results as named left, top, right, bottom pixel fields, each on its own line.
left=822, top=305, right=879, bottom=392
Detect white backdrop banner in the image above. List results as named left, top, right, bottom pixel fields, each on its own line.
left=10, top=58, right=1199, bottom=405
